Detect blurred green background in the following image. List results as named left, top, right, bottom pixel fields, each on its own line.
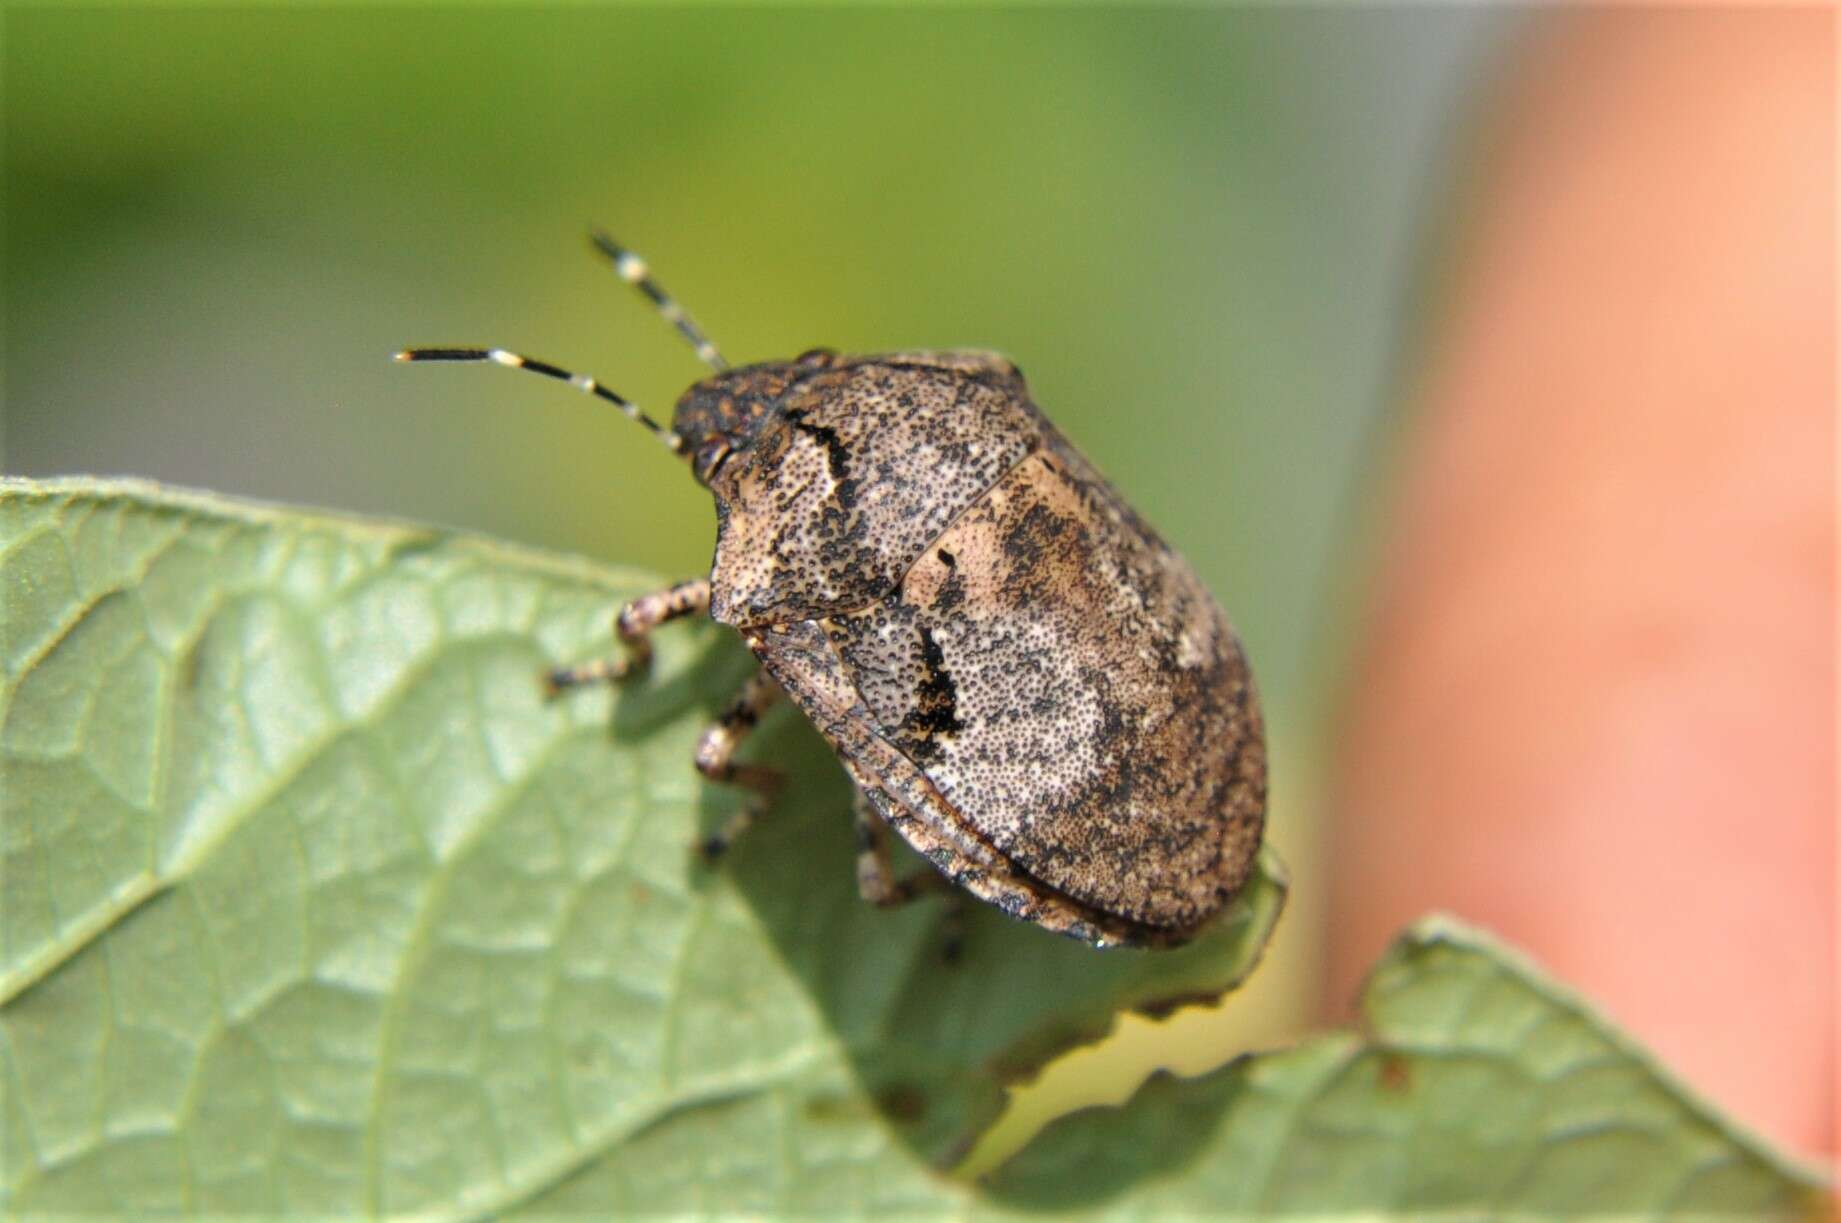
left=6, top=4, right=1503, bottom=1155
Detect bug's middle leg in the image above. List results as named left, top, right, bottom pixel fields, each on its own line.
left=547, top=578, right=711, bottom=692
left=693, top=669, right=784, bottom=861
left=854, top=788, right=966, bottom=958
left=853, top=788, right=945, bottom=908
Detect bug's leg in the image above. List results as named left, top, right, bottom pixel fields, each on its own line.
left=546, top=578, right=711, bottom=693
left=693, top=670, right=784, bottom=861
left=853, top=788, right=966, bottom=960
left=853, top=788, right=932, bottom=907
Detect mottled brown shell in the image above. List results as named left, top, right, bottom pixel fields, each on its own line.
left=707, top=351, right=1266, bottom=944
left=705, top=354, right=1041, bottom=624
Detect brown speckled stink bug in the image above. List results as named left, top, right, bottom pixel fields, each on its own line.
left=400, top=233, right=1266, bottom=948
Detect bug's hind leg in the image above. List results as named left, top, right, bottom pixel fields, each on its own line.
left=692, top=670, right=784, bottom=861
left=546, top=578, right=711, bottom=692
left=853, top=788, right=967, bottom=960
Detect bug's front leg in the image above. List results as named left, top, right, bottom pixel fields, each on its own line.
left=692, top=669, right=784, bottom=861
left=547, top=578, right=711, bottom=692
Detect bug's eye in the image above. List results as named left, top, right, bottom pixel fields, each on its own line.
left=694, top=438, right=732, bottom=481
left=794, top=347, right=837, bottom=369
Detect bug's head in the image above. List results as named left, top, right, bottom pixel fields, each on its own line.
left=672, top=348, right=840, bottom=485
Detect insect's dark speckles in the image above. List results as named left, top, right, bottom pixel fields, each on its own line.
left=931, top=569, right=965, bottom=615
left=998, top=502, right=1086, bottom=608
left=1005, top=501, right=1073, bottom=557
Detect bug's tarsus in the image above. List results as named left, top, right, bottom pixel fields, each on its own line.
left=543, top=658, right=624, bottom=695
left=589, top=229, right=730, bottom=373
left=696, top=794, right=770, bottom=864
left=394, top=345, right=688, bottom=458
left=544, top=578, right=712, bottom=696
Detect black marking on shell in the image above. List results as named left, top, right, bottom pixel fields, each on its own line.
left=781, top=406, right=858, bottom=510
left=898, top=625, right=965, bottom=761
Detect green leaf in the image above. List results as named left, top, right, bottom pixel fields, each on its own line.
left=3, top=479, right=1823, bottom=1218
left=986, top=917, right=1830, bottom=1217
left=0, top=478, right=1282, bottom=1215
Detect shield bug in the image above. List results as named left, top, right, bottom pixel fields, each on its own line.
left=398, top=233, right=1266, bottom=948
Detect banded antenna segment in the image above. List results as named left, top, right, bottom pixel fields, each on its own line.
left=392, top=347, right=688, bottom=458
left=590, top=230, right=729, bottom=372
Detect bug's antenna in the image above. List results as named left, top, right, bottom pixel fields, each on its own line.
left=393, top=347, right=688, bottom=459
left=589, top=230, right=730, bottom=373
